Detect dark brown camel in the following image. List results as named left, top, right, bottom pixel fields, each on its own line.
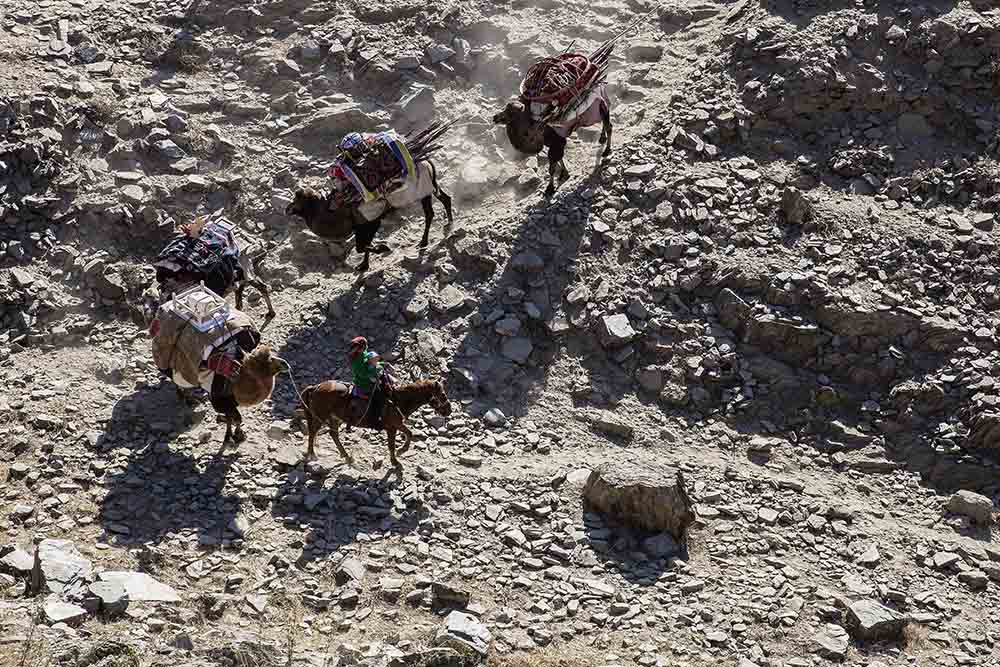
left=298, top=378, right=452, bottom=470
left=285, top=159, right=454, bottom=273
left=492, top=97, right=612, bottom=196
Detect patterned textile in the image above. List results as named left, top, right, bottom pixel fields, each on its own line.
left=154, top=221, right=242, bottom=297
left=330, top=132, right=415, bottom=203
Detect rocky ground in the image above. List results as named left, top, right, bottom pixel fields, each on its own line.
left=2, top=0, right=1000, bottom=665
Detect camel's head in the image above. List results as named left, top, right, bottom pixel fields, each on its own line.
left=285, top=188, right=323, bottom=219
left=429, top=379, right=452, bottom=417
left=245, top=344, right=290, bottom=377
left=492, top=102, right=517, bottom=126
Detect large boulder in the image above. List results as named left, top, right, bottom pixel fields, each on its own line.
left=781, top=187, right=812, bottom=225
left=279, top=104, right=382, bottom=147
left=97, top=572, right=180, bottom=602
left=582, top=463, right=695, bottom=540
left=434, top=611, right=492, bottom=657
left=947, top=490, right=994, bottom=525
left=845, top=600, right=908, bottom=641
left=32, top=539, right=93, bottom=596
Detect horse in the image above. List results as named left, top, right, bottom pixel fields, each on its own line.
left=297, top=378, right=452, bottom=470
left=492, top=89, right=612, bottom=197
left=141, top=217, right=275, bottom=326
left=285, top=159, right=454, bottom=273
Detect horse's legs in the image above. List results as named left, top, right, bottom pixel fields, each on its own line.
left=234, top=282, right=245, bottom=311
left=599, top=102, right=613, bottom=157
left=247, top=279, right=275, bottom=320
left=387, top=428, right=401, bottom=470
left=305, top=408, right=319, bottom=461
left=419, top=197, right=433, bottom=248
left=357, top=249, right=371, bottom=273
left=328, top=419, right=353, bottom=466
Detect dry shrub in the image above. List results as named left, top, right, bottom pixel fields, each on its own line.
left=902, top=622, right=929, bottom=650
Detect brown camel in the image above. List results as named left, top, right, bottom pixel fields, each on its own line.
left=211, top=342, right=289, bottom=446
left=286, top=164, right=453, bottom=273
left=493, top=93, right=612, bottom=197
left=298, top=378, right=452, bottom=470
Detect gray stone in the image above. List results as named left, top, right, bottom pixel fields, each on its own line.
left=0, top=549, right=33, bottom=577
left=958, top=570, right=989, bottom=590
left=782, top=187, right=812, bottom=225
left=432, top=581, right=471, bottom=608
left=628, top=41, right=664, bottom=62
left=434, top=611, right=492, bottom=657
left=97, top=572, right=180, bottom=602
left=427, top=44, right=456, bottom=64
left=32, top=540, right=93, bottom=596
left=583, top=463, right=695, bottom=539
left=846, top=600, right=907, bottom=641
left=599, top=314, right=637, bottom=349
left=642, top=533, right=681, bottom=558
left=812, top=624, right=849, bottom=660
left=88, top=580, right=129, bottom=616
left=511, top=251, right=545, bottom=274
left=337, top=557, right=365, bottom=584
left=501, top=337, right=533, bottom=364
left=947, top=490, right=994, bottom=524
left=44, top=600, right=88, bottom=626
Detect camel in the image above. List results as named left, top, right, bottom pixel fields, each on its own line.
left=285, top=160, right=454, bottom=273
left=142, top=216, right=275, bottom=325
left=492, top=92, right=612, bottom=197
left=297, top=378, right=452, bottom=470
left=210, top=340, right=289, bottom=446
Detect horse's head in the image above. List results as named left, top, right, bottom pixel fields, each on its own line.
left=429, top=379, right=452, bottom=417
left=285, top=188, right=324, bottom=219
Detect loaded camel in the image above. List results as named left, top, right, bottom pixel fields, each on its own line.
left=491, top=19, right=648, bottom=196
left=142, top=215, right=275, bottom=325
left=285, top=121, right=455, bottom=273
left=151, top=300, right=288, bottom=447
left=297, top=378, right=452, bottom=471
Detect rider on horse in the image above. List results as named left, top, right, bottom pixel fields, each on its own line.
left=329, top=131, right=416, bottom=209
left=348, top=336, right=389, bottom=430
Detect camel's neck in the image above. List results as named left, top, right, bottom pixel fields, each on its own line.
left=232, top=370, right=276, bottom=407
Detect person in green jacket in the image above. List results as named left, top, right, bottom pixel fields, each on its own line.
left=348, top=336, right=385, bottom=428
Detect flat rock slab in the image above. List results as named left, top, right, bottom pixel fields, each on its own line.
left=44, top=600, right=88, bottom=625
left=0, top=549, right=33, bottom=576
left=846, top=600, right=907, bottom=641
left=32, top=539, right=93, bottom=596
left=583, top=463, right=695, bottom=539
left=98, top=572, right=180, bottom=603
left=948, top=490, right=994, bottom=525
left=88, top=580, right=129, bottom=615
left=434, top=611, right=492, bottom=657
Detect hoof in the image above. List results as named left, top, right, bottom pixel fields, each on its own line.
left=356, top=263, right=370, bottom=273
left=418, top=240, right=429, bottom=249
left=304, top=451, right=318, bottom=462
left=232, top=429, right=247, bottom=446
left=543, top=187, right=555, bottom=198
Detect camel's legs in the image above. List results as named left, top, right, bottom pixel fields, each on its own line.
left=419, top=197, right=434, bottom=248
left=599, top=103, right=613, bottom=157
left=247, top=279, right=276, bottom=319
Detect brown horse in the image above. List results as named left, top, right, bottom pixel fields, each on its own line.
left=298, top=378, right=452, bottom=469
left=492, top=93, right=612, bottom=197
